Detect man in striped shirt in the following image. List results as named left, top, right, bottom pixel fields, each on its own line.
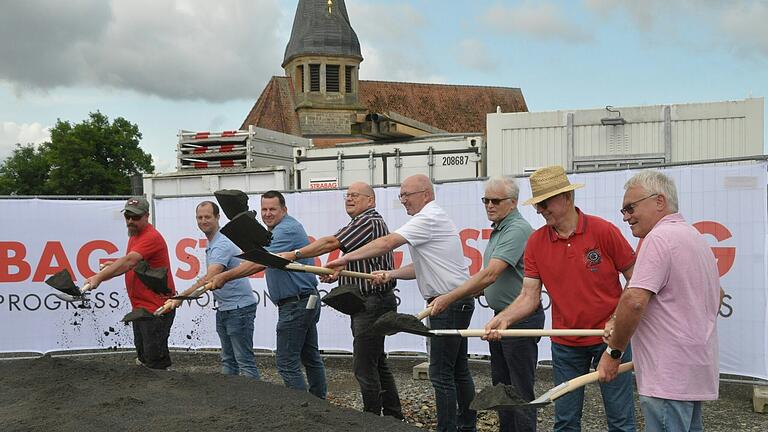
left=283, top=181, right=403, bottom=419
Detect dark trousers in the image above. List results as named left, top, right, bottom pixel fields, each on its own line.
left=489, top=305, right=545, bottom=432
left=132, top=309, right=175, bottom=369
left=428, top=297, right=477, bottom=432
left=351, top=291, right=403, bottom=419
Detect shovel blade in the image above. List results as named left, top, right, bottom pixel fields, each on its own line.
left=220, top=211, right=272, bottom=251
left=470, top=384, right=537, bottom=411
left=367, top=311, right=432, bottom=337
left=236, top=247, right=291, bottom=269
left=214, top=189, right=250, bottom=220
left=121, top=308, right=155, bottom=323
left=45, top=269, right=82, bottom=297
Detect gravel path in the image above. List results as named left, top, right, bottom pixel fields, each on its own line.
left=1, top=351, right=764, bottom=431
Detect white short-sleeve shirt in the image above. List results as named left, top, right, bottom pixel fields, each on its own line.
left=395, top=201, right=469, bottom=299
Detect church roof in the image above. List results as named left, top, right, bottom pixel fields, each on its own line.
left=283, top=0, right=362, bottom=67
left=241, top=77, right=528, bottom=140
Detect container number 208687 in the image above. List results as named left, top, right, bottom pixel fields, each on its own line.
left=442, top=155, right=470, bottom=166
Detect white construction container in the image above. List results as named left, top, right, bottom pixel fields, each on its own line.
left=293, top=134, right=484, bottom=189
left=142, top=166, right=290, bottom=214
left=487, top=97, right=764, bottom=176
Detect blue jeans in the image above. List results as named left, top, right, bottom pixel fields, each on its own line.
left=427, top=297, right=477, bottom=432
left=276, top=294, right=327, bottom=398
left=639, top=396, right=703, bottom=432
left=216, top=303, right=260, bottom=379
left=351, top=291, right=403, bottom=418
left=489, top=305, right=545, bottom=432
left=551, top=342, right=635, bottom=432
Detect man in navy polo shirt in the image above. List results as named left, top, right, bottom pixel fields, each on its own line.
left=211, top=191, right=327, bottom=398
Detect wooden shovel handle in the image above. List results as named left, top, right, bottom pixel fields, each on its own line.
left=415, top=307, right=432, bottom=320
left=448, top=329, right=604, bottom=337
left=553, top=361, right=634, bottom=400
left=285, top=263, right=376, bottom=280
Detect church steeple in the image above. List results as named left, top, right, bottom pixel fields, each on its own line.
left=282, top=0, right=363, bottom=67
left=282, top=0, right=365, bottom=136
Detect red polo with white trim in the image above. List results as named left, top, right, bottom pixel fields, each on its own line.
left=524, top=208, right=635, bottom=346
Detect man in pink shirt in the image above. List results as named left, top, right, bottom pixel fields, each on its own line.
left=598, top=170, right=720, bottom=432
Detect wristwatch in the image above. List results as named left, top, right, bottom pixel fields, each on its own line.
left=293, top=249, right=303, bottom=259
left=606, top=345, right=623, bottom=359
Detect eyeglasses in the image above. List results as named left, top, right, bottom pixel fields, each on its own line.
left=398, top=190, right=426, bottom=200
left=123, top=213, right=143, bottom=221
left=620, top=194, right=658, bottom=216
left=481, top=197, right=512, bottom=205
left=344, top=192, right=371, bottom=200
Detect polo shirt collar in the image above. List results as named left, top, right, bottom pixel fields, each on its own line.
left=492, top=208, right=521, bottom=231
left=547, top=207, right=587, bottom=241
left=351, top=207, right=376, bottom=222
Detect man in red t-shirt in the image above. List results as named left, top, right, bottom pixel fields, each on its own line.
left=484, top=166, right=636, bottom=432
left=86, top=196, right=176, bottom=370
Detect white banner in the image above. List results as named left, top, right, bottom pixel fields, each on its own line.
left=0, top=163, right=765, bottom=379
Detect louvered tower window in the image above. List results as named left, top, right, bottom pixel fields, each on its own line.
left=309, top=64, right=320, bottom=92
left=326, top=65, right=340, bottom=92
left=345, top=66, right=354, bottom=93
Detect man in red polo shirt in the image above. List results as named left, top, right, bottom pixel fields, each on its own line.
left=86, top=196, right=176, bottom=370
left=485, top=166, right=636, bottom=432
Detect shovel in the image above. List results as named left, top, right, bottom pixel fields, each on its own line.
left=367, top=307, right=433, bottom=336
left=429, top=329, right=604, bottom=338
left=220, top=210, right=273, bottom=251
left=45, top=269, right=93, bottom=302
left=171, top=282, right=214, bottom=300
left=470, top=361, right=634, bottom=411
left=121, top=308, right=155, bottom=323
left=237, top=247, right=377, bottom=280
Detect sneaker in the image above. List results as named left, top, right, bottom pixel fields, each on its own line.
left=135, top=357, right=145, bottom=367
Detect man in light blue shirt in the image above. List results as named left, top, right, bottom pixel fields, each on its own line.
left=167, top=201, right=260, bottom=378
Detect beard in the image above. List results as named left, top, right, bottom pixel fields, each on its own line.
left=128, top=226, right=139, bottom=236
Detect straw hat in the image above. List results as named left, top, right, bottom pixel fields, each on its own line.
left=523, top=166, right=584, bottom=206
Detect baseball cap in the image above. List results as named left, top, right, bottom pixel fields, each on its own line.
left=124, top=196, right=150, bottom=215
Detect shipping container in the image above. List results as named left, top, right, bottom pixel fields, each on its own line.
left=487, top=97, right=764, bottom=176
left=293, top=134, right=484, bottom=189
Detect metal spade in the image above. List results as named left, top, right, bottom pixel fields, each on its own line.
left=367, top=307, right=433, bottom=336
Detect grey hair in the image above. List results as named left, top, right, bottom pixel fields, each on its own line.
left=624, top=170, right=678, bottom=212
left=485, top=176, right=519, bottom=200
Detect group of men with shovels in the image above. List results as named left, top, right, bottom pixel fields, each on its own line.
left=45, top=166, right=721, bottom=432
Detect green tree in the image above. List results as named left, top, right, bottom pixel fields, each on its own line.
left=45, top=112, right=154, bottom=195
left=0, top=143, right=52, bottom=195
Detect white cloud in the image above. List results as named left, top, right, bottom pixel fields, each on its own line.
left=454, top=39, right=499, bottom=72
left=719, top=1, right=768, bottom=57
left=0, top=122, right=51, bottom=160
left=0, top=0, right=286, bottom=102
left=349, top=2, right=446, bottom=83
left=480, top=1, right=592, bottom=43
left=584, top=0, right=768, bottom=59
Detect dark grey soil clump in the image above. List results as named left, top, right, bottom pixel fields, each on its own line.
left=0, top=355, right=421, bottom=432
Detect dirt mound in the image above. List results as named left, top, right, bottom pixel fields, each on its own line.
left=0, top=355, right=421, bottom=432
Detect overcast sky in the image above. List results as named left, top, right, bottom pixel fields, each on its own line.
left=1, top=0, right=766, bottom=172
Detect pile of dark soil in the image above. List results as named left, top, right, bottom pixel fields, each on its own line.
left=0, top=355, right=420, bottom=432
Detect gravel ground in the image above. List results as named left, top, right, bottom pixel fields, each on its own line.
left=10, top=350, right=762, bottom=432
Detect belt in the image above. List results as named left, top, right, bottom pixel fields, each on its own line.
left=277, top=292, right=312, bottom=307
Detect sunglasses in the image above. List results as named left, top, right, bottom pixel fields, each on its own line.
left=123, top=213, right=144, bottom=221
left=481, top=197, right=512, bottom=205
left=398, top=190, right=426, bottom=200
left=620, top=194, right=658, bottom=216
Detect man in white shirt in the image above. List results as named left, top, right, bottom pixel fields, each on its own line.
left=327, top=174, right=476, bottom=432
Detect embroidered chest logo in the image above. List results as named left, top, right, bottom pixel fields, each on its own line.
left=584, top=248, right=602, bottom=271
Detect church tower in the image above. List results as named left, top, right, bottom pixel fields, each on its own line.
left=282, top=0, right=365, bottom=135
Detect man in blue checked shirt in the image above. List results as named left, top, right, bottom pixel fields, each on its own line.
left=166, top=201, right=260, bottom=379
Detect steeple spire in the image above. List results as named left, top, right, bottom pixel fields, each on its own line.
left=282, top=0, right=362, bottom=67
